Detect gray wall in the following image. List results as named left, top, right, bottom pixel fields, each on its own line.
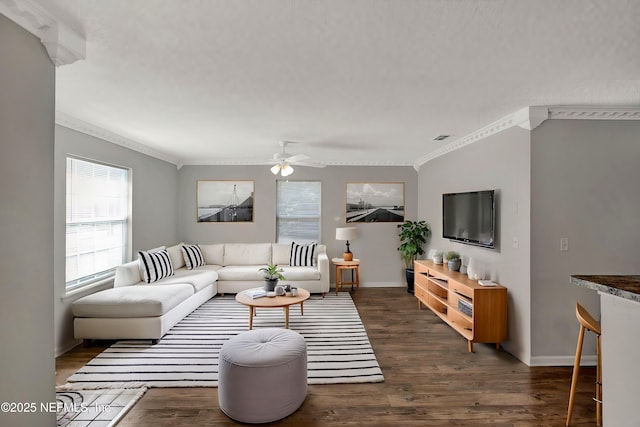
left=0, top=15, right=56, bottom=426
left=54, top=126, right=179, bottom=355
left=418, top=119, right=640, bottom=366
left=417, top=126, right=532, bottom=363
left=178, top=165, right=418, bottom=286
left=530, top=119, right=640, bottom=363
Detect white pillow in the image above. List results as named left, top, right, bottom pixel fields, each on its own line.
left=272, top=243, right=292, bottom=265
left=200, top=244, right=224, bottom=265
left=290, top=242, right=317, bottom=267
left=181, top=244, right=205, bottom=270
left=138, top=249, right=174, bottom=283
left=166, top=243, right=186, bottom=270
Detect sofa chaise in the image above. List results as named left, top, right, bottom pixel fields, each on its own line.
left=72, top=242, right=329, bottom=343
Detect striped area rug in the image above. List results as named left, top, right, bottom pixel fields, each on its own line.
left=66, top=293, right=384, bottom=388
left=56, top=387, right=146, bottom=426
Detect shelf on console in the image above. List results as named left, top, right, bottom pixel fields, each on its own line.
left=414, top=260, right=507, bottom=353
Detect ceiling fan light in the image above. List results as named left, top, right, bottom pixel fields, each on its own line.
left=281, top=164, right=294, bottom=176
left=270, top=164, right=281, bottom=175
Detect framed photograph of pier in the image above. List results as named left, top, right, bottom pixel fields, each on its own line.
left=346, top=182, right=404, bottom=223
left=197, top=180, right=254, bottom=222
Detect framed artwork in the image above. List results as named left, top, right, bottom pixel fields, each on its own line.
left=346, top=182, right=405, bottom=223
left=197, top=180, right=254, bottom=222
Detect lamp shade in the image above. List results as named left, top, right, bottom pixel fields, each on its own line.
left=270, top=163, right=294, bottom=176
left=281, top=164, right=294, bottom=176
left=336, top=227, right=357, bottom=241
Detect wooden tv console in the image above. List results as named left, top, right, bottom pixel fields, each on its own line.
left=414, top=260, right=507, bottom=352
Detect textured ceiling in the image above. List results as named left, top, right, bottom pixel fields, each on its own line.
left=38, top=0, right=640, bottom=167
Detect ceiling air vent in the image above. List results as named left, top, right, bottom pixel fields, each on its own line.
left=433, top=135, right=451, bottom=141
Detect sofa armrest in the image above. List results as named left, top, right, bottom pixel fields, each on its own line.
left=114, top=260, right=142, bottom=287
left=317, top=249, right=330, bottom=293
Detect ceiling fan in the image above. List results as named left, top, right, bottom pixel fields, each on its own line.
left=266, top=141, right=326, bottom=176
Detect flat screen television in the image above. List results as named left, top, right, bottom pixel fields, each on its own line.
left=443, top=190, right=496, bottom=249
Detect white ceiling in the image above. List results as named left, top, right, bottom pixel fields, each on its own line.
left=32, top=0, right=640, bottom=167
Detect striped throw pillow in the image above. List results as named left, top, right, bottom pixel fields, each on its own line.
left=181, top=244, right=205, bottom=270
left=138, top=249, right=174, bottom=283
left=290, top=242, right=317, bottom=267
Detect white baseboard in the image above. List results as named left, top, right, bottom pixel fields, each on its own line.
left=331, top=282, right=404, bottom=288
left=361, top=282, right=404, bottom=288
left=55, top=339, right=82, bottom=358
left=529, top=355, right=597, bottom=367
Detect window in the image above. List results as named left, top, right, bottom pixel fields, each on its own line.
left=66, top=157, right=130, bottom=290
left=276, top=181, right=321, bottom=244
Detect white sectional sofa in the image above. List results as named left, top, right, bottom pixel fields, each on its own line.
left=72, top=243, right=329, bottom=343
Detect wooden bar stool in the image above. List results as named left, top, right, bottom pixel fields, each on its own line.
left=566, top=303, right=602, bottom=426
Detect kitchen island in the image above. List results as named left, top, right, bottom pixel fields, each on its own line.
left=571, top=275, right=640, bottom=427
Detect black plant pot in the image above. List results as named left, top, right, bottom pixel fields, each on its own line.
left=405, top=268, right=415, bottom=294
left=264, top=279, right=279, bottom=292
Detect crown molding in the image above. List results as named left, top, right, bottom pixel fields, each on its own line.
left=179, top=159, right=413, bottom=169
left=0, top=0, right=85, bottom=66
left=516, top=106, right=549, bottom=130
left=55, top=111, right=180, bottom=166
left=413, top=107, right=545, bottom=171
left=548, top=106, right=640, bottom=120
left=56, top=112, right=413, bottom=170
left=56, top=104, right=640, bottom=172
left=413, top=105, right=640, bottom=170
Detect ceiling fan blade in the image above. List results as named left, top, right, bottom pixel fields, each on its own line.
left=293, top=161, right=326, bottom=168
left=285, top=154, right=310, bottom=163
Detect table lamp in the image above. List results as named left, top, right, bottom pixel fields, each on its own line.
left=336, top=227, right=358, bottom=261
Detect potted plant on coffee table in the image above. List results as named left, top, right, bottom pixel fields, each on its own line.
left=397, top=220, right=431, bottom=294
left=260, top=264, right=285, bottom=292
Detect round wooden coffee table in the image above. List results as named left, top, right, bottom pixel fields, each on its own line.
left=235, top=288, right=310, bottom=330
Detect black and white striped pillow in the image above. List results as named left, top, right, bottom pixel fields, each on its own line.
left=138, top=249, right=174, bottom=283
left=181, top=244, right=205, bottom=270
left=290, top=242, right=317, bottom=267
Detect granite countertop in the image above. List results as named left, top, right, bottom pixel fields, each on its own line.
left=571, top=275, right=640, bottom=303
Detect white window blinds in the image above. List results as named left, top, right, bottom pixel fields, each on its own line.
left=66, top=157, right=130, bottom=289
left=276, top=181, right=321, bottom=244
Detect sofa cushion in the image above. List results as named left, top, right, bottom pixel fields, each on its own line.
left=114, top=260, right=143, bottom=287
left=138, top=249, right=174, bottom=283
left=272, top=244, right=291, bottom=265
left=182, top=244, right=205, bottom=270
left=224, top=244, right=271, bottom=266
left=197, top=264, right=223, bottom=272
left=278, top=266, right=321, bottom=281
left=200, top=244, right=224, bottom=265
left=166, top=243, right=186, bottom=270
left=72, top=284, right=194, bottom=318
left=289, top=242, right=317, bottom=267
left=153, top=268, right=218, bottom=292
left=217, top=266, right=264, bottom=281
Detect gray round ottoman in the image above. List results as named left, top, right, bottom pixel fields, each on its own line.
left=218, top=328, right=307, bottom=423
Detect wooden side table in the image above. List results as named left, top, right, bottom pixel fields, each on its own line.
left=332, top=258, right=360, bottom=294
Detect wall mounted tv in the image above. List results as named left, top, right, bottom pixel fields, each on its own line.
left=442, top=190, right=496, bottom=249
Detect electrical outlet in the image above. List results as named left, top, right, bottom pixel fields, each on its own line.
left=560, top=237, right=569, bottom=252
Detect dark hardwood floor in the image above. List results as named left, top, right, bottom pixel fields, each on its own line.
left=56, top=288, right=598, bottom=426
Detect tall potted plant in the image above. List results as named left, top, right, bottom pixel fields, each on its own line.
left=397, top=220, right=431, bottom=293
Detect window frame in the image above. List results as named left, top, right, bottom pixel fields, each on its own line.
left=276, top=180, right=322, bottom=244
left=65, top=155, right=132, bottom=292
